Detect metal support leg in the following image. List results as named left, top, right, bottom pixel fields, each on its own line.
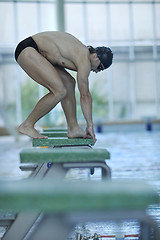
left=28, top=214, right=74, bottom=240
left=63, top=161, right=111, bottom=180
left=44, top=163, right=67, bottom=179
left=2, top=213, right=41, bottom=240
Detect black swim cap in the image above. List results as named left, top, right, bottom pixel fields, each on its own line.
left=95, top=46, right=113, bottom=71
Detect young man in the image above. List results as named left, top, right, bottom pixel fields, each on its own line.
left=15, top=31, right=113, bottom=143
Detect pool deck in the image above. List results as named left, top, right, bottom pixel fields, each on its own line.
left=0, top=135, right=32, bottom=180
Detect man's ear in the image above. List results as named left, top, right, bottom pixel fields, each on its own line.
left=92, top=53, right=98, bottom=59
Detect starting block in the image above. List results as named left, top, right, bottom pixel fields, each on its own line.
left=40, top=131, right=67, bottom=138
left=32, top=137, right=94, bottom=147
left=42, top=128, right=67, bottom=132
left=20, top=147, right=111, bottom=180
left=0, top=180, right=159, bottom=240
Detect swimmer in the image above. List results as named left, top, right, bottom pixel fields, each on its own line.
left=15, top=31, right=113, bottom=142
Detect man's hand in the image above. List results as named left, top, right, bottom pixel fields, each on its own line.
left=85, top=126, right=97, bottom=144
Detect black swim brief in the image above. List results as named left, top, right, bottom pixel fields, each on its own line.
left=15, top=36, right=39, bottom=61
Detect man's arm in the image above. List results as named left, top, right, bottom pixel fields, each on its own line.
left=77, top=64, right=96, bottom=143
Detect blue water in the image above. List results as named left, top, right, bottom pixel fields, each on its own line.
left=95, top=132, right=160, bottom=184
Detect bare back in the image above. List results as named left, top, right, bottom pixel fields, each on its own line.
left=32, top=31, right=89, bottom=71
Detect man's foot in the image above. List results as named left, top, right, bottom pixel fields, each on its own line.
left=18, top=124, right=48, bottom=139
left=67, top=127, right=86, bottom=138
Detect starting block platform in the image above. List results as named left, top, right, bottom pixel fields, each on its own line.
left=42, top=128, right=67, bottom=132
left=40, top=131, right=67, bottom=137
left=32, top=137, right=94, bottom=147
left=20, top=147, right=110, bottom=163
left=20, top=147, right=111, bottom=180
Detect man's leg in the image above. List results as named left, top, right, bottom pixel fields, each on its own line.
left=18, top=92, right=65, bottom=138
left=56, top=67, right=85, bottom=138
left=17, top=48, right=66, bottom=138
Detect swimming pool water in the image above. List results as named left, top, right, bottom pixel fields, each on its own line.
left=0, top=131, right=160, bottom=239
left=70, top=131, right=160, bottom=239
